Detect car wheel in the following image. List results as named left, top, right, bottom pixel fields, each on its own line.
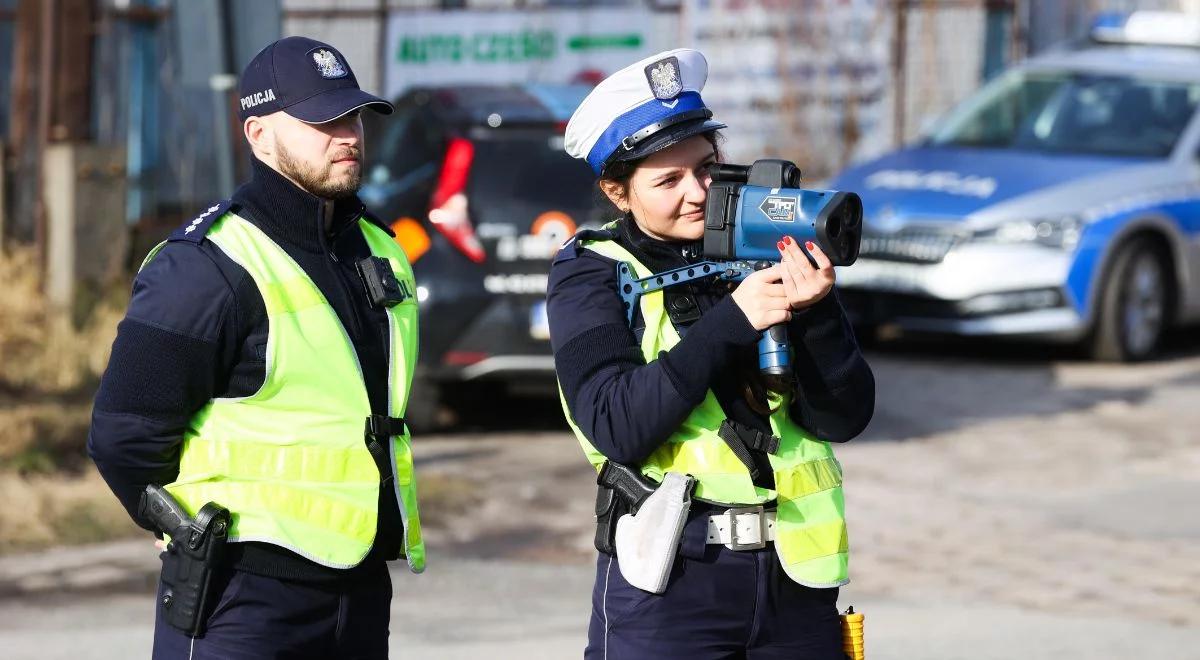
left=1089, top=236, right=1170, bottom=362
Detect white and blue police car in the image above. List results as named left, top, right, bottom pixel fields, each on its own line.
left=830, top=11, right=1200, bottom=360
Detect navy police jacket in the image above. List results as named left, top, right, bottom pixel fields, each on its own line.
left=88, top=157, right=403, bottom=581
left=548, top=217, right=875, bottom=472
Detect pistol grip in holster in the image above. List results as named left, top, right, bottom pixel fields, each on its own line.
left=593, top=484, right=627, bottom=555
left=593, top=461, right=656, bottom=555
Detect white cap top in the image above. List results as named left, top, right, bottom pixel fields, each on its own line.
left=564, top=48, right=723, bottom=175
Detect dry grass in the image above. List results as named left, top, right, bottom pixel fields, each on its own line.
left=0, top=246, right=133, bottom=554
left=0, top=470, right=139, bottom=553
left=0, top=402, right=93, bottom=473
left=0, top=247, right=125, bottom=396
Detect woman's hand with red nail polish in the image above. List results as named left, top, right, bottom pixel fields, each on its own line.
left=777, top=236, right=835, bottom=311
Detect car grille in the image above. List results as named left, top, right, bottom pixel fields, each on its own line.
left=859, top=227, right=965, bottom=264
left=839, top=289, right=963, bottom=320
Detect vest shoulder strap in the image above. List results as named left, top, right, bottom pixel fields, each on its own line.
left=168, top=200, right=238, bottom=244
left=359, top=208, right=396, bottom=237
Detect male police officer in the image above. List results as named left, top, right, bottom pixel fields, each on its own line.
left=89, top=37, right=423, bottom=658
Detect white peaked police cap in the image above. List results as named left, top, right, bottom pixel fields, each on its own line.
left=564, top=48, right=726, bottom=175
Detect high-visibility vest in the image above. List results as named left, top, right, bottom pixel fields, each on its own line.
left=143, top=212, right=424, bottom=572
left=557, top=235, right=848, bottom=588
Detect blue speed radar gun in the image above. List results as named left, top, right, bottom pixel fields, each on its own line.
left=617, top=159, right=863, bottom=376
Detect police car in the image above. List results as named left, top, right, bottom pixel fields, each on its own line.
left=830, top=11, right=1200, bottom=361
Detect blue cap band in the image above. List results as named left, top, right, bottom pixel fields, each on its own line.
left=585, top=91, right=706, bottom=174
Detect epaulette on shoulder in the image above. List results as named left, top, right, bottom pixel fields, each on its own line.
left=169, top=200, right=237, bottom=243
left=553, top=227, right=611, bottom=264
left=360, top=208, right=396, bottom=237
left=553, top=226, right=619, bottom=265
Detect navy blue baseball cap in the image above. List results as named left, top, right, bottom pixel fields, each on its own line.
left=238, top=36, right=393, bottom=123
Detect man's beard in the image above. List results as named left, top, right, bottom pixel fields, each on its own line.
left=276, top=142, right=361, bottom=199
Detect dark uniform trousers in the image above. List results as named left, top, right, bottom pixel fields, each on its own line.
left=152, top=562, right=392, bottom=660
left=586, top=543, right=843, bottom=660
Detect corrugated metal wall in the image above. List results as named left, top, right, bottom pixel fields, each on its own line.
left=87, top=0, right=280, bottom=227
left=894, top=2, right=994, bottom=146
left=284, top=0, right=390, bottom=93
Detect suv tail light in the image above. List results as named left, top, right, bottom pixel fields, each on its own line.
left=391, top=217, right=431, bottom=263
left=428, top=138, right=485, bottom=263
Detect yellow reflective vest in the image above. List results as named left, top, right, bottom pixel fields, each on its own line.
left=143, top=212, right=425, bottom=572
left=557, top=235, right=848, bottom=588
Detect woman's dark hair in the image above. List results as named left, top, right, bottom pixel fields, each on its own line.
left=596, top=130, right=724, bottom=211
left=595, top=130, right=789, bottom=414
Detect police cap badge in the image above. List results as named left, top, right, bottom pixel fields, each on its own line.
left=238, top=36, right=392, bottom=123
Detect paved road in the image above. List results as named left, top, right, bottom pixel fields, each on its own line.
left=3, top=344, right=1199, bottom=658
left=4, top=558, right=1199, bottom=660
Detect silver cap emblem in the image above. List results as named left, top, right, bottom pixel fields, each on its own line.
left=311, top=49, right=348, bottom=79
left=645, top=57, right=682, bottom=101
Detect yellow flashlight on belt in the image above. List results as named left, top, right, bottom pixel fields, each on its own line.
left=840, top=605, right=865, bottom=660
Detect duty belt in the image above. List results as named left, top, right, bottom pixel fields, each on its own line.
left=706, top=505, right=777, bottom=551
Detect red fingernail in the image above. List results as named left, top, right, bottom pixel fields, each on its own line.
left=805, top=241, right=815, bottom=250
left=777, top=241, right=785, bottom=250
left=783, top=236, right=793, bottom=245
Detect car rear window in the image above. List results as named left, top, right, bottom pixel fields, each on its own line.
left=465, top=132, right=603, bottom=226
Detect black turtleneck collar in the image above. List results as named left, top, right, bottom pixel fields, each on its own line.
left=231, top=157, right=366, bottom=254
left=617, top=214, right=704, bottom=274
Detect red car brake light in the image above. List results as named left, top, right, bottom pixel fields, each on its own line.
left=428, top=138, right=485, bottom=264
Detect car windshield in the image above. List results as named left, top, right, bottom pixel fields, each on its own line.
left=928, top=69, right=1200, bottom=158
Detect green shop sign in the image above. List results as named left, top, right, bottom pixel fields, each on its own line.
left=396, top=31, right=557, bottom=63
left=567, top=34, right=642, bottom=51
left=396, top=31, right=642, bottom=64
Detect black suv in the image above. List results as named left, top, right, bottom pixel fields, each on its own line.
left=360, top=84, right=605, bottom=430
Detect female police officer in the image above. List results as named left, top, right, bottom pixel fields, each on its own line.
left=548, top=49, right=875, bottom=659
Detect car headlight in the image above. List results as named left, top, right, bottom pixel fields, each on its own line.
left=972, top=216, right=1083, bottom=250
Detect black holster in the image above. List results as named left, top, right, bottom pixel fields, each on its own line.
left=157, top=502, right=230, bottom=637
left=593, top=461, right=657, bottom=555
